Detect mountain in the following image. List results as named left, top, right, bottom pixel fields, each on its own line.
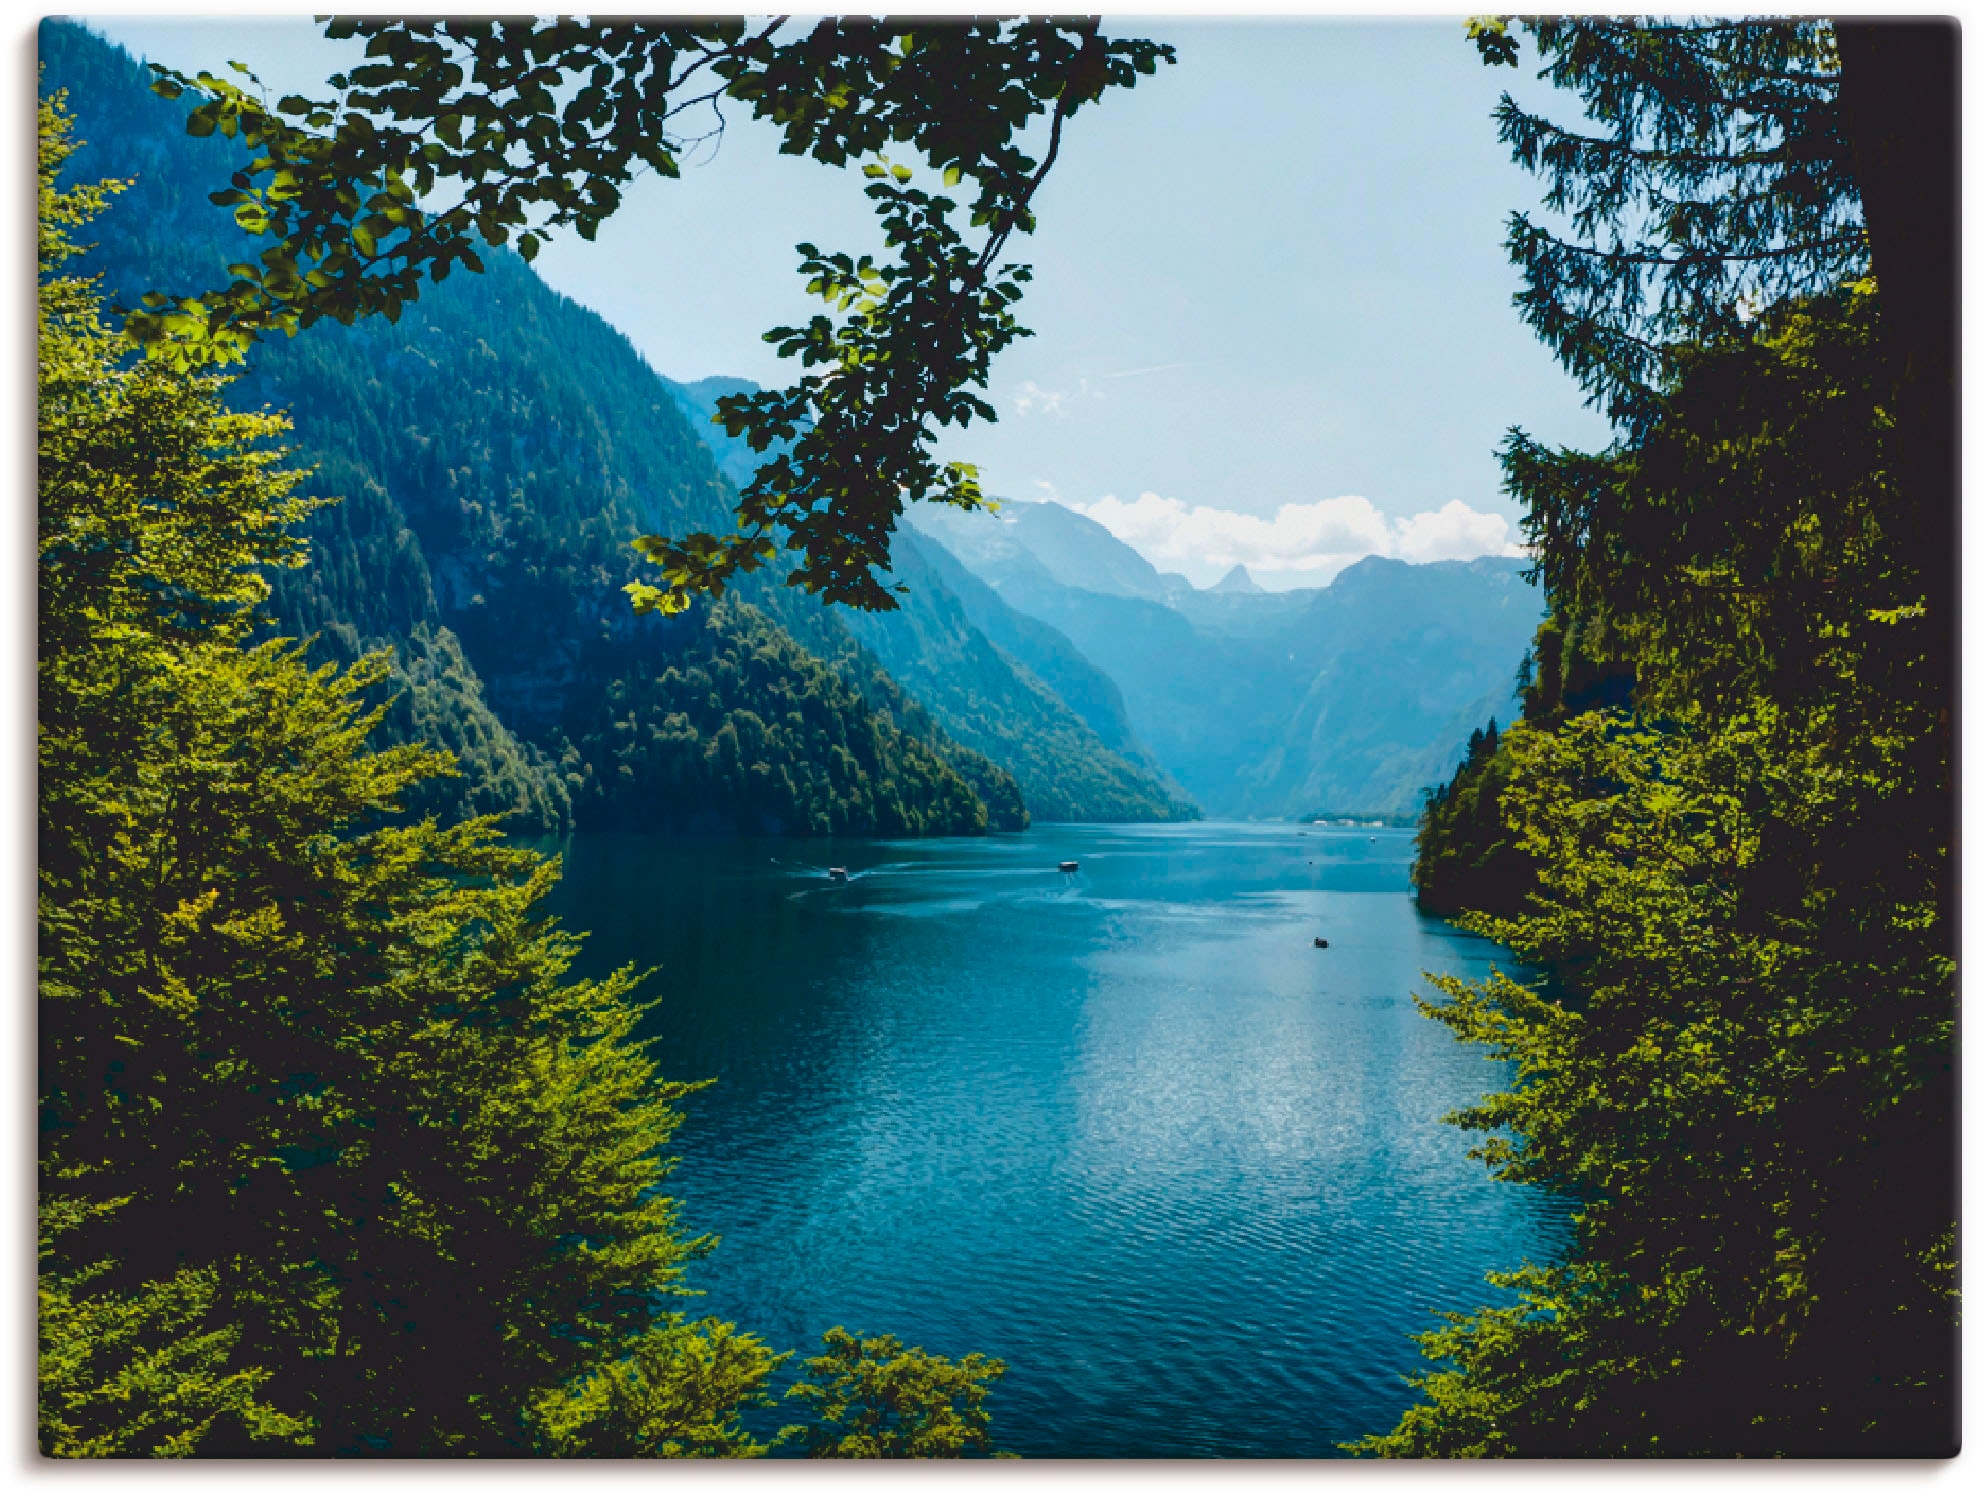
left=1212, top=564, right=1262, bottom=594
left=911, top=497, right=1181, bottom=603
left=663, top=375, right=763, bottom=491
left=910, top=500, right=1543, bottom=818
left=1232, top=557, right=1539, bottom=817
left=900, top=535, right=1171, bottom=782
left=663, top=381, right=1197, bottom=821
left=829, top=533, right=1195, bottom=822
left=42, top=21, right=1018, bottom=838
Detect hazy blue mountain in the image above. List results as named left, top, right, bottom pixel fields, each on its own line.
left=1212, top=564, right=1263, bottom=594
left=911, top=498, right=1544, bottom=817
left=43, top=21, right=1018, bottom=838
left=911, top=497, right=1182, bottom=603
left=901, top=535, right=1173, bottom=783
left=1231, top=557, right=1538, bottom=817
left=663, top=375, right=764, bottom=491
left=826, top=534, right=1196, bottom=822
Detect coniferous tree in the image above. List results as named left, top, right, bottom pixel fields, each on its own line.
left=1378, top=19, right=1955, bottom=1456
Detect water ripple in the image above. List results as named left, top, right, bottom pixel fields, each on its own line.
left=548, top=823, right=1567, bottom=1457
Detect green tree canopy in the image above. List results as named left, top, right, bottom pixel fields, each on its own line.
left=41, top=82, right=736, bottom=1454
left=788, top=1327, right=1008, bottom=1459
left=1372, top=19, right=1955, bottom=1456
left=1472, top=16, right=1952, bottom=671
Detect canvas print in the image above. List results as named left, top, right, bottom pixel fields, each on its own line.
left=36, top=12, right=1955, bottom=1459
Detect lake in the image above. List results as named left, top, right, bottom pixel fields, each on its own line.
left=544, top=820, right=1567, bottom=1457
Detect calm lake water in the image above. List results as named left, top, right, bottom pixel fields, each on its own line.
left=544, top=821, right=1567, bottom=1458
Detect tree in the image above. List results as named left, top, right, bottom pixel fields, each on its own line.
left=38, top=1195, right=311, bottom=1456
left=128, top=17, right=1172, bottom=613
left=39, top=85, right=724, bottom=1455
left=528, top=1318, right=786, bottom=1457
left=1469, top=15, right=1952, bottom=699
left=787, top=1327, right=1009, bottom=1458
left=1368, top=19, right=1955, bottom=1456
left=1368, top=699, right=1953, bottom=1455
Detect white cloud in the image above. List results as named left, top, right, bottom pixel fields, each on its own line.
left=1070, top=492, right=1524, bottom=589
left=1393, top=499, right=1526, bottom=564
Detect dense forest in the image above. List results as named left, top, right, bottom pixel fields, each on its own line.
left=1364, top=19, right=1955, bottom=1457
left=1412, top=609, right=1634, bottom=918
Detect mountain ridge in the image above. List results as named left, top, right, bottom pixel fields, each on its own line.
left=909, top=500, right=1542, bottom=817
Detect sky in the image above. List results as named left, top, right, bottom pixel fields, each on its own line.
left=89, top=14, right=1617, bottom=590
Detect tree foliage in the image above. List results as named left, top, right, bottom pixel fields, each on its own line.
left=39, top=236, right=708, bottom=1441
left=1375, top=694, right=1951, bottom=1454
left=39, top=81, right=1016, bottom=1460
left=1469, top=17, right=1860, bottom=432
left=1472, top=15, right=1952, bottom=641
left=1376, top=19, right=1954, bottom=1457
left=130, top=16, right=1173, bottom=612
left=788, top=1327, right=1008, bottom=1459
left=529, top=1317, right=787, bottom=1458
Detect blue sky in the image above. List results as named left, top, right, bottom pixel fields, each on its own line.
left=90, top=15, right=1615, bottom=589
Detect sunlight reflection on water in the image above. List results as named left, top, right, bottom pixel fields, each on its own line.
left=546, top=821, right=1568, bottom=1457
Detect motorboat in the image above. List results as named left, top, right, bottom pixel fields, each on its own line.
left=1058, top=861, right=1079, bottom=873
left=828, top=867, right=849, bottom=883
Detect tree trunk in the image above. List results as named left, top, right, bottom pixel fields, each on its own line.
left=1834, top=20, right=1958, bottom=682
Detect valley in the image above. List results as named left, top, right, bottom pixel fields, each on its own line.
left=46, top=21, right=1536, bottom=838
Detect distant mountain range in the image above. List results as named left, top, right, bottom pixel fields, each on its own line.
left=662, top=382, right=1196, bottom=823
left=908, top=500, right=1544, bottom=818
left=44, top=19, right=1537, bottom=831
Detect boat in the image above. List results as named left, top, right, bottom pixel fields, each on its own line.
left=828, top=867, right=849, bottom=883
left=1058, top=861, right=1079, bottom=873
left=1313, top=937, right=1329, bottom=949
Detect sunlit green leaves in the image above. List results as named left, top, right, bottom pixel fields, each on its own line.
left=788, top=1327, right=1009, bottom=1458
left=1363, top=286, right=1951, bottom=1459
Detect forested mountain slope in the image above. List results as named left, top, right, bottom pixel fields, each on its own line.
left=664, top=379, right=1195, bottom=820
left=830, top=534, right=1195, bottom=822
left=42, top=21, right=1015, bottom=837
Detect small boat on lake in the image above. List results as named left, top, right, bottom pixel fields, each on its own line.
left=1313, top=937, right=1330, bottom=949
left=1058, top=861, right=1079, bottom=873
left=828, top=867, right=849, bottom=883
